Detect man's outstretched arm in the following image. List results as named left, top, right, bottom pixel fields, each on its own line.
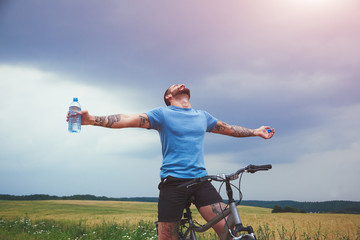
left=67, top=110, right=151, bottom=129
left=212, top=120, right=274, bottom=139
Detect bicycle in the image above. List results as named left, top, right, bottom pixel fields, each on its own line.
left=175, top=164, right=272, bottom=240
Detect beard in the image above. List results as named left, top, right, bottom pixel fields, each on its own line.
left=173, top=87, right=191, bottom=99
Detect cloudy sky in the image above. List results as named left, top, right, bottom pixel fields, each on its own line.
left=1, top=0, right=359, bottom=202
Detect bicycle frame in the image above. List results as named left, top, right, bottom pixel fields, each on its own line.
left=179, top=183, right=256, bottom=240
left=177, top=164, right=272, bottom=240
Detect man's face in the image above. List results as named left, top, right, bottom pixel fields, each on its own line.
left=168, top=84, right=190, bottom=98
left=164, top=84, right=191, bottom=106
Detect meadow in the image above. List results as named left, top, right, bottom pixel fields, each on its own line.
left=1, top=200, right=359, bottom=239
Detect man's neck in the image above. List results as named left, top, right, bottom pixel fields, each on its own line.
left=171, top=95, right=192, bottom=108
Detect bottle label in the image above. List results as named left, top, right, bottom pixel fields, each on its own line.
left=69, top=106, right=80, bottom=115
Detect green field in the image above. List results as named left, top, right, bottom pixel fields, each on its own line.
left=1, top=200, right=359, bottom=239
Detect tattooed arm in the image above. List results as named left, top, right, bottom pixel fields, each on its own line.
left=212, top=120, right=274, bottom=139
left=75, top=110, right=151, bottom=129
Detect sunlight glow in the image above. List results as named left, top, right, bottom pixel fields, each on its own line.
left=287, top=0, right=347, bottom=9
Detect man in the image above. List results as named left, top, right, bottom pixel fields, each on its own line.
left=68, top=84, right=274, bottom=239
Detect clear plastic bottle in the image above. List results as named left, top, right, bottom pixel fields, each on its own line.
left=68, top=97, right=81, bottom=133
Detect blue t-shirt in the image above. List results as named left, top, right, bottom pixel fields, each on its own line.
left=146, top=106, right=218, bottom=179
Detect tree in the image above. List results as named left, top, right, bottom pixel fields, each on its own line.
left=272, top=205, right=283, bottom=213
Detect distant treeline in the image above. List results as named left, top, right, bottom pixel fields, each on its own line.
left=1, top=194, right=359, bottom=214
left=272, top=205, right=306, bottom=213
left=241, top=200, right=360, bottom=214
left=0, top=194, right=158, bottom=202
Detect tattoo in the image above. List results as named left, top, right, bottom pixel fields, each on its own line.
left=230, top=125, right=255, bottom=137
left=214, top=121, right=228, bottom=132
left=94, top=116, right=106, bottom=126
left=159, top=222, right=179, bottom=239
left=106, top=114, right=121, bottom=128
left=94, top=115, right=121, bottom=127
left=214, top=121, right=255, bottom=137
left=139, top=115, right=150, bottom=128
left=211, top=204, right=222, bottom=215
left=211, top=203, right=226, bottom=216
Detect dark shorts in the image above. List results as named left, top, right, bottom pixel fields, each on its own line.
left=157, top=176, right=223, bottom=222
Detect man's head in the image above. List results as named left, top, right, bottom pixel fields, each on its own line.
left=164, top=84, right=191, bottom=106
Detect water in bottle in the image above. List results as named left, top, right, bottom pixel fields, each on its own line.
left=68, top=97, right=81, bottom=133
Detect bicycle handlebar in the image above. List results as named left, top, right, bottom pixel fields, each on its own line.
left=211, top=164, right=272, bottom=181
left=240, top=164, right=272, bottom=174
left=177, top=164, right=272, bottom=189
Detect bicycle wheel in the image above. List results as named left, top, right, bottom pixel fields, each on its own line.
left=220, top=216, right=257, bottom=240
left=239, top=235, right=256, bottom=240
left=179, top=229, right=196, bottom=240
left=179, top=221, right=197, bottom=240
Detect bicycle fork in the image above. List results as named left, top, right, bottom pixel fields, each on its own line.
left=226, top=181, right=256, bottom=239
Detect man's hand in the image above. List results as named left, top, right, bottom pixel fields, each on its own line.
left=79, top=110, right=94, bottom=125
left=66, top=110, right=93, bottom=125
left=254, top=126, right=275, bottom=139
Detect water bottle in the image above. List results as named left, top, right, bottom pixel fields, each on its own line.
left=68, top=97, right=81, bottom=133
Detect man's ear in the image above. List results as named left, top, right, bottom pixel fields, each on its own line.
left=165, top=94, right=172, bottom=101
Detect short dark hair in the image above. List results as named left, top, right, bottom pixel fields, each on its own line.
left=164, top=87, right=171, bottom=106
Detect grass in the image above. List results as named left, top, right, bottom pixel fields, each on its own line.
left=1, top=200, right=360, bottom=239
left=0, top=217, right=157, bottom=240
left=0, top=200, right=158, bottom=225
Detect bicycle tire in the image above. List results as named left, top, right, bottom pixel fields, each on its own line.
left=220, top=215, right=257, bottom=240
left=237, top=236, right=256, bottom=240
left=179, top=223, right=197, bottom=240
left=179, top=231, right=194, bottom=240
left=179, top=231, right=196, bottom=240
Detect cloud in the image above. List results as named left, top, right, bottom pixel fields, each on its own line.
left=1, top=0, right=359, bottom=201
left=200, top=71, right=341, bottom=101
left=203, top=138, right=360, bottom=201
left=95, top=129, right=160, bottom=155
left=264, top=140, right=360, bottom=201
left=1, top=60, right=359, bottom=200
left=0, top=64, right=162, bottom=196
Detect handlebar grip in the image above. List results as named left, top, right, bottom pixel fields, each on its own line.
left=247, top=164, right=272, bottom=173
left=258, top=164, right=272, bottom=169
